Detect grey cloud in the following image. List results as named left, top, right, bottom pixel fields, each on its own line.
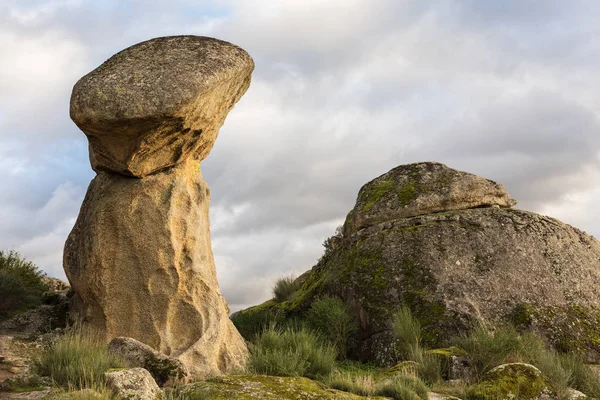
left=1, top=0, right=599, bottom=311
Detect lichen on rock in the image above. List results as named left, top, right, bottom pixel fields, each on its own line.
left=176, top=375, right=386, bottom=399
left=465, top=363, right=552, bottom=400
left=234, top=162, right=600, bottom=366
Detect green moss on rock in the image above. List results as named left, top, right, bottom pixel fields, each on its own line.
left=510, top=303, right=600, bottom=362
left=231, top=299, right=287, bottom=341
left=465, top=363, right=551, bottom=400
left=177, top=375, right=385, bottom=399
left=397, top=180, right=417, bottom=207
left=360, top=180, right=395, bottom=212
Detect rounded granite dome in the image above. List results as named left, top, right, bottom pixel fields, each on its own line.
left=345, top=162, right=517, bottom=233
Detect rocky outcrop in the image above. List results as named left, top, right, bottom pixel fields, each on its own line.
left=64, top=36, right=253, bottom=379
left=234, top=162, right=600, bottom=365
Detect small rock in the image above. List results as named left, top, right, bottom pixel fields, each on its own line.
left=108, top=337, right=187, bottom=386
left=449, top=355, right=472, bottom=381
left=466, top=363, right=553, bottom=400
left=565, top=388, right=587, bottom=400
left=429, top=393, right=463, bottom=400
left=105, top=368, right=161, bottom=400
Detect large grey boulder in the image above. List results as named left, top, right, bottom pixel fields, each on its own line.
left=233, top=162, right=600, bottom=365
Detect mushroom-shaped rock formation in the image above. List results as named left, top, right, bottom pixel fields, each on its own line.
left=233, top=162, right=600, bottom=365
left=64, top=36, right=253, bottom=379
left=70, top=35, right=254, bottom=177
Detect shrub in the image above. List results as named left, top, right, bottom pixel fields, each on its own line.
left=305, top=296, right=357, bottom=357
left=0, top=250, right=49, bottom=320
left=453, top=325, right=525, bottom=380
left=32, top=326, right=124, bottom=390
left=392, top=306, right=441, bottom=383
left=272, top=275, right=301, bottom=302
left=248, top=324, right=336, bottom=379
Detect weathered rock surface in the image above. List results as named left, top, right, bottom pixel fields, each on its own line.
left=108, top=337, right=187, bottom=386
left=466, top=363, right=552, bottom=400
left=65, top=35, right=252, bottom=379
left=70, top=35, right=254, bottom=177
left=65, top=160, right=248, bottom=378
left=345, top=162, right=516, bottom=233
left=176, top=375, right=386, bottom=399
left=105, top=368, right=160, bottom=400
left=234, top=162, right=600, bottom=365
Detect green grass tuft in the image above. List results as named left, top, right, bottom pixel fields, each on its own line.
left=272, top=275, right=301, bottom=302
left=32, top=326, right=124, bottom=390
left=248, top=324, right=336, bottom=379
left=392, top=306, right=442, bottom=384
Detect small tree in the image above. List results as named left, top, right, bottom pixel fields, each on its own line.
left=0, top=250, right=49, bottom=320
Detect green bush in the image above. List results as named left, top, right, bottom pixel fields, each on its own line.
left=305, top=296, right=357, bottom=357
left=272, top=275, right=301, bottom=302
left=392, top=306, right=441, bottom=384
left=453, top=325, right=525, bottom=380
left=0, top=250, right=49, bottom=320
left=248, top=324, right=336, bottom=379
left=32, top=326, right=124, bottom=390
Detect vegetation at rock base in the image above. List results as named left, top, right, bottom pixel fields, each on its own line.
left=247, top=323, right=337, bottom=379
left=272, top=274, right=301, bottom=302
left=392, top=306, right=442, bottom=384
left=0, top=250, right=49, bottom=320
left=375, top=375, right=429, bottom=400
left=32, top=325, right=124, bottom=390
left=453, top=325, right=600, bottom=397
left=305, top=295, right=357, bottom=357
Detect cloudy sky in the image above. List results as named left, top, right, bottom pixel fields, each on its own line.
left=1, top=0, right=599, bottom=311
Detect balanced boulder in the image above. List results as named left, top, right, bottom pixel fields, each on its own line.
left=64, top=36, right=253, bottom=379
left=70, top=35, right=253, bottom=178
